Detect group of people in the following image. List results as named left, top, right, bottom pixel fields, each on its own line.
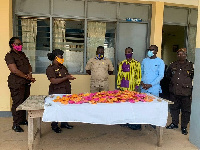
left=5, top=37, right=193, bottom=136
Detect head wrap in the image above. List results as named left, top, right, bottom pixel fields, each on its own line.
left=47, top=49, right=64, bottom=61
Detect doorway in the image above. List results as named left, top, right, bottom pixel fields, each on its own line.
left=162, top=25, right=187, bottom=66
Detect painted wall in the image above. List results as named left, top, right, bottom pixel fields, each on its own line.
left=150, top=2, right=164, bottom=58
left=0, top=0, right=12, bottom=111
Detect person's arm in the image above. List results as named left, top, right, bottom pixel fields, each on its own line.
left=117, top=62, right=122, bottom=89
left=135, top=62, right=141, bottom=86
left=86, top=70, right=91, bottom=75
left=150, top=60, right=165, bottom=86
left=107, top=59, right=114, bottom=75
left=140, top=60, right=145, bottom=88
left=108, top=71, right=113, bottom=75
left=7, top=63, right=32, bottom=80
left=85, top=59, right=92, bottom=75
left=50, top=75, right=76, bottom=84
left=190, top=63, right=194, bottom=79
left=166, top=65, right=172, bottom=80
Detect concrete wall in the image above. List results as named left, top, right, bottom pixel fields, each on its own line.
left=106, top=0, right=198, bottom=7
left=189, top=1, right=200, bottom=148
left=189, top=49, right=200, bottom=149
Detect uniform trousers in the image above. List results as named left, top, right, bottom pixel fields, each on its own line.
left=169, top=93, right=192, bottom=128
left=90, top=80, right=109, bottom=93
left=9, top=83, right=30, bottom=126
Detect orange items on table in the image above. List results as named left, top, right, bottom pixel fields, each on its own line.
left=53, top=90, right=154, bottom=105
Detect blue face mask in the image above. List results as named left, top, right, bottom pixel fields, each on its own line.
left=147, top=50, right=154, bottom=57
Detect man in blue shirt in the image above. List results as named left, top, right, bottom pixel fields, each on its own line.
left=141, top=45, right=165, bottom=97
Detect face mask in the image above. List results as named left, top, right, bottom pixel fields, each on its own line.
left=147, top=50, right=154, bottom=57
left=125, top=53, right=132, bottom=59
left=96, top=54, right=104, bottom=60
left=13, top=45, right=22, bottom=51
left=56, top=56, right=64, bottom=64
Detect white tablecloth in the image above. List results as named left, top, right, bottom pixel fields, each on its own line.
left=42, top=94, right=168, bottom=127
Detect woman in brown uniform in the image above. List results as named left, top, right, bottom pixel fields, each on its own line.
left=46, top=49, right=76, bottom=133
left=5, top=37, right=36, bottom=132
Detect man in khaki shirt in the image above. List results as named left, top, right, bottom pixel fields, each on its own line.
left=85, top=46, right=114, bottom=93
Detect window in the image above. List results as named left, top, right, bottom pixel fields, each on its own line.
left=17, top=17, right=50, bottom=73
left=87, top=21, right=116, bottom=66
left=14, top=0, right=151, bottom=74
left=53, top=19, right=84, bottom=73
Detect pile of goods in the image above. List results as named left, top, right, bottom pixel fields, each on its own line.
left=53, top=90, right=155, bottom=105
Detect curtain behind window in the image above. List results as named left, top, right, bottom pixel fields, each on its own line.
left=87, top=22, right=106, bottom=61
left=21, top=18, right=37, bottom=72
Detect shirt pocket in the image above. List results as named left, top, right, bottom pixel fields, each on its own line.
left=184, top=68, right=193, bottom=77
left=152, top=64, right=159, bottom=72
left=182, top=83, right=193, bottom=96
left=102, top=61, right=109, bottom=70
left=182, top=83, right=192, bottom=88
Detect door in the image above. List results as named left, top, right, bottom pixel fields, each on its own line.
left=162, top=25, right=187, bottom=65
left=117, top=23, right=148, bottom=64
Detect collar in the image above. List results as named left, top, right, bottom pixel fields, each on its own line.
left=96, top=57, right=104, bottom=60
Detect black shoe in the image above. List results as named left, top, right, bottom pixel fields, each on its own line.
left=166, top=123, right=178, bottom=129
left=12, top=125, right=24, bottom=132
left=120, top=123, right=129, bottom=127
left=128, top=124, right=141, bottom=130
left=181, top=128, right=188, bottom=135
left=151, top=125, right=156, bottom=129
left=19, top=120, right=28, bottom=126
left=52, top=127, right=62, bottom=133
left=60, top=123, right=73, bottom=129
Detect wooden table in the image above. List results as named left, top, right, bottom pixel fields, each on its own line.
left=17, top=95, right=168, bottom=150
left=17, top=95, right=46, bottom=150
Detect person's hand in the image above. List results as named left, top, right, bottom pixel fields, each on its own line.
left=86, top=70, right=91, bottom=75
left=141, top=81, right=144, bottom=86
left=143, top=84, right=152, bottom=90
left=66, top=75, right=76, bottom=80
left=31, top=78, right=36, bottom=83
left=25, top=74, right=32, bottom=80
left=135, top=86, right=139, bottom=92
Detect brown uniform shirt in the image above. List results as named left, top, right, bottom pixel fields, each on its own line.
left=167, top=60, right=194, bottom=96
left=85, top=58, right=114, bottom=81
left=5, top=50, right=30, bottom=89
left=46, top=64, right=71, bottom=95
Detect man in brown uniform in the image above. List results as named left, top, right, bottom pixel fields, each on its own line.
left=85, top=46, right=114, bottom=93
left=166, top=48, right=194, bottom=135
left=5, top=37, right=35, bottom=132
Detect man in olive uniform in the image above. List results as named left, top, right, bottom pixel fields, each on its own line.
left=166, top=48, right=194, bottom=135
left=85, top=46, right=114, bottom=93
